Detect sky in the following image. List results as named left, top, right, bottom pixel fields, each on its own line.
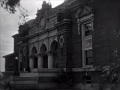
left=0, top=0, right=64, bottom=72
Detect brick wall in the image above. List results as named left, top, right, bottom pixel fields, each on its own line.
left=93, top=0, right=120, bottom=66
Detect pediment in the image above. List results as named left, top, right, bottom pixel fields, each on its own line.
left=75, top=6, right=92, bottom=18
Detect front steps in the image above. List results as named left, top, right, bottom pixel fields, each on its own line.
left=10, top=69, right=61, bottom=89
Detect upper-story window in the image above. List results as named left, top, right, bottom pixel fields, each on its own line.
left=83, top=21, right=93, bottom=66
left=79, top=14, right=94, bottom=67
left=84, top=23, right=93, bottom=36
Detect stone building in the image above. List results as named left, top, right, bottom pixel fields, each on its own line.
left=3, top=0, right=120, bottom=90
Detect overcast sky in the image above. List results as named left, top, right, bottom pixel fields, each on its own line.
left=0, top=0, right=64, bottom=72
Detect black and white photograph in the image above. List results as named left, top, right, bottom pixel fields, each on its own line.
left=0, top=0, right=120, bottom=90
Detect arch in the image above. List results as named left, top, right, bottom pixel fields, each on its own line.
left=31, top=46, right=37, bottom=55
left=31, top=46, right=38, bottom=68
left=40, top=44, right=48, bottom=68
left=50, top=40, right=58, bottom=52
left=50, top=40, right=58, bottom=68
left=75, top=6, right=92, bottom=18
left=40, top=44, right=47, bottom=54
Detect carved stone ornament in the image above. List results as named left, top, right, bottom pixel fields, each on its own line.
left=59, top=35, right=64, bottom=48
left=40, top=15, right=46, bottom=29
left=75, top=6, right=92, bottom=18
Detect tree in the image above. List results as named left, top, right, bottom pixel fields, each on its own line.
left=95, top=59, right=120, bottom=90
left=0, top=0, right=20, bottom=13
left=0, top=0, right=28, bottom=23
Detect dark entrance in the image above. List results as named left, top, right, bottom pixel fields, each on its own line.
left=34, top=57, right=38, bottom=68
left=31, top=46, right=38, bottom=68
left=43, top=54, right=48, bottom=68
left=40, top=44, right=48, bottom=68
left=50, top=40, right=58, bottom=68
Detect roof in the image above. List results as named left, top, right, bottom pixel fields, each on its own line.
left=49, top=0, right=77, bottom=16
left=25, top=19, right=35, bottom=27
left=3, top=53, right=15, bottom=58
left=12, top=33, right=19, bottom=38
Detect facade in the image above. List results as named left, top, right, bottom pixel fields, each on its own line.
left=3, top=0, right=120, bottom=90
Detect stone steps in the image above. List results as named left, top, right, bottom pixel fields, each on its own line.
left=20, top=72, right=58, bottom=77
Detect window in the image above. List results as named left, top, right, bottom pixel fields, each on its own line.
left=85, top=29, right=92, bottom=36
left=85, top=50, right=93, bottom=65
left=83, top=21, right=93, bottom=66
left=80, top=14, right=94, bottom=67
left=84, top=23, right=93, bottom=36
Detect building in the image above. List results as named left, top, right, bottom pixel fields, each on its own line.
left=3, top=0, right=120, bottom=90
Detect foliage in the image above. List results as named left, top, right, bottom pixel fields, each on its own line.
left=0, top=0, right=20, bottom=13
left=95, top=59, right=120, bottom=89
left=102, top=62, right=120, bottom=84
left=0, top=0, right=28, bottom=24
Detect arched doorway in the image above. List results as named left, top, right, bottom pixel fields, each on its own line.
left=50, top=40, right=58, bottom=68
left=31, top=46, right=38, bottom=68
left=40, top=44, right=48, bottom=68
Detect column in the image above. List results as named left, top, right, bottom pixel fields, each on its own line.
left=48, top=52, right=54, bottom=68
left=29, top=56, right=34, bottom=70
left=37, top=53, right=43, bottom=69
left=77, top=19, right=81, bottom=35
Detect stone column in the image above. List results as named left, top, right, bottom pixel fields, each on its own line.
left=29, top=55, right=34, bottom=70
left=77, top=19, right=81, bottom=35
left=48, top=52, right=54, bottom=68
left=37, top=53, right=43, bottom=69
